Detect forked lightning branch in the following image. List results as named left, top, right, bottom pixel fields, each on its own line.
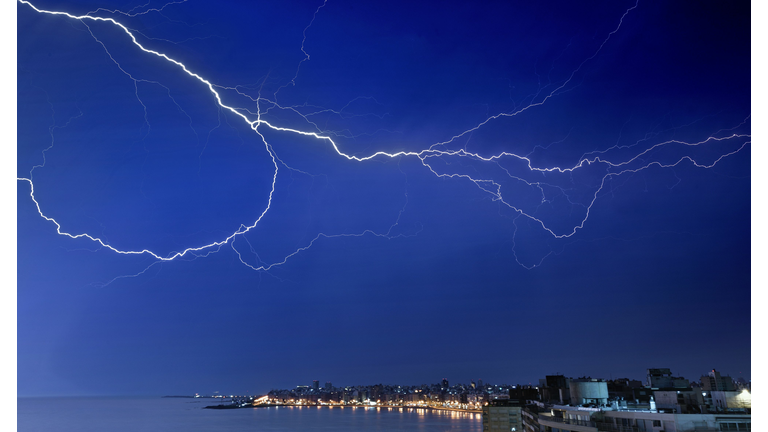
left=17, top=0, right=750, bottom=272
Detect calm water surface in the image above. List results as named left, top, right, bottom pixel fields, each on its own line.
left=18, top=397, right=483, bottom=432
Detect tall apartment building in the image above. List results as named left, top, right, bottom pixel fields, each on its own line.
left=483, top=400, right=523, bottom=432
left=701, top=369, right=736, bottom=391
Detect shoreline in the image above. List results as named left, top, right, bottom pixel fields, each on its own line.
left=247, top=404, right=482, bottom=414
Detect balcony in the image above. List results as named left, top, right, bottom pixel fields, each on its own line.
left=538, top=414, right=597, bottom=430
left=592, top=422, right=639, bottom=432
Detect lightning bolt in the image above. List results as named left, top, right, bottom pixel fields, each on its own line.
left=17, top=0, right=750, bottom=275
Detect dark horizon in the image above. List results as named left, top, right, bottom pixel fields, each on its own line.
left=17, top=0, right=751, bottom=399
left=17, top=365, right=751, bottom=399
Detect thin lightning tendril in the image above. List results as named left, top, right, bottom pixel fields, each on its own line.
left=17, top=0, right=750, bottom=273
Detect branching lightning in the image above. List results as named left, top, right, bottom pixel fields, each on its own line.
left=17, top=0, right=750, bottom=276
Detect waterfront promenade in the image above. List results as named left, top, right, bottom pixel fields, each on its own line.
left=252, top=403, right=482, bottom=414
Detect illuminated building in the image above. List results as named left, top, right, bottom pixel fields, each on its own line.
left=710, top=390, right=751, bottom=413
left=532, top=404, right=751, bottom=432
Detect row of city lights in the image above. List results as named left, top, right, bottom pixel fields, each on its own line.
left=263, top=398, right=488, bottom=410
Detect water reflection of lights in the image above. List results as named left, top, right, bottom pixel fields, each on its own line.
left=260, top=403, right=482, bottom=421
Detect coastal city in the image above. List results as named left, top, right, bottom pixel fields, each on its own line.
left=16, top=0, right=751, bottom=431
left=206, top=367, right=751, bottom=431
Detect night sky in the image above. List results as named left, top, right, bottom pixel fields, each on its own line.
left=16, top=0, right=752, bottom=397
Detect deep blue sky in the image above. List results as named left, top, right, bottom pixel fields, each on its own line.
left=17, top=0, right=751, bottom=397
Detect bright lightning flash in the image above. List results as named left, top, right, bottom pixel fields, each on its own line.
left=17, top=0, right=750, bottom=275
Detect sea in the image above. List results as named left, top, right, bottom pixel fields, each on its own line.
left=17, top=396, right=483, bottom=432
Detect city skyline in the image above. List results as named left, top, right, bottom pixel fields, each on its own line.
left=16, top=0, right=751, bottom=397
left=165, top=365, right=751, bottom=399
